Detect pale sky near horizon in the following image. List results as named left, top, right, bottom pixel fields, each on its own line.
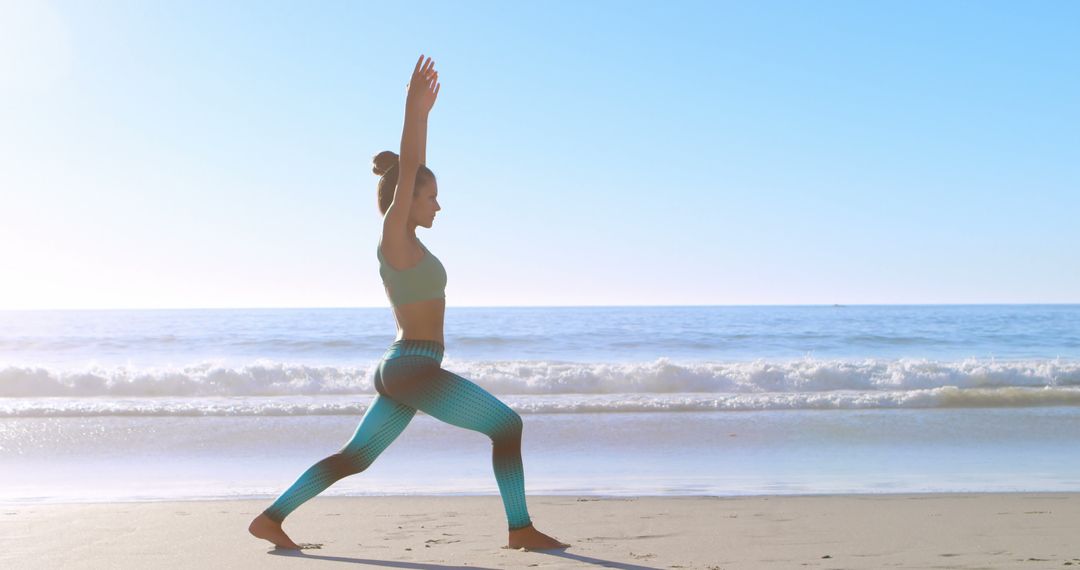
left=1, top=0, right=1077, bottom=310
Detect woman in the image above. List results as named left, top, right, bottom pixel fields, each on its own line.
left=249, top=54, right=570, bottom=552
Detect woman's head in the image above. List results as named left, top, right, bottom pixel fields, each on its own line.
left=372, top=150, right=440, bottom=228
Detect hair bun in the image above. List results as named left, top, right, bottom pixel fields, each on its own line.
left=372, top=150, right=400, bottom=176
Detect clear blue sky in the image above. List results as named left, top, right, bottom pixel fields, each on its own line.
left=2, top=0, right=1077, bottom=309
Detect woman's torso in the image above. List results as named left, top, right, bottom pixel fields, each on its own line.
left=389, top=296, right=445, bottom=345
left=378, top=237, right=446, bottom=345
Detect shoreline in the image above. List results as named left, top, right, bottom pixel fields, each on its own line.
left=3, top=493, right=1078, bottom=569
left=3, top=488, right=1080, bottom=507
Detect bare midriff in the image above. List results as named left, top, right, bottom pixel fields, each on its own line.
left=388, top=294, right=445, bottom=346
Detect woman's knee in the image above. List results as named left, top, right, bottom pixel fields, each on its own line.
left=322, top=450, right=370, bottom=478
left=507, top=410, right=523, bottom=433
left=491, top=410, right=523, bottom=442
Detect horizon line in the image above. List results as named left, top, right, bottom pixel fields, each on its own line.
left=2, top=302, right=1079, bottom=312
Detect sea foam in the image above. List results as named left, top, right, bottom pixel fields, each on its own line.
left=2, top=357, right=1079, bottom=416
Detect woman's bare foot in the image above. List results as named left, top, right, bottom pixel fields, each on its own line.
left=507, top=522, right=570, bottom=550
left=248, top=513, right=302, bottom=549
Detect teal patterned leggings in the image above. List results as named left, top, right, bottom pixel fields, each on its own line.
left=261, top=339, right=533, bottom=531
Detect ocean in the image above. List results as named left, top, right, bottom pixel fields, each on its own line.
left=1, top=305, right=1078, bottom=505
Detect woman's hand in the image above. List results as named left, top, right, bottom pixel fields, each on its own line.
left=406, top=54, right=440, bottom=115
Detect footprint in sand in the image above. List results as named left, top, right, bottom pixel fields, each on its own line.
left=425, top=538, right=462, bottom=545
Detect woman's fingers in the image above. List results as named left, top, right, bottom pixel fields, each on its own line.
left=413, top=55, right=435, bottom=82
left=409, top=54, right=439, bottom=101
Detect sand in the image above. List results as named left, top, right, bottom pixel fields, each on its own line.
left=2, top=493, right=1078, bottom=569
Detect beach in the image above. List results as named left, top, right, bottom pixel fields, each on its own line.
left=6, top=0, right=1078, bottom=565
left=3, top=493, right=1079, bottom=569
left=2, top=306, right=1079, bottom=568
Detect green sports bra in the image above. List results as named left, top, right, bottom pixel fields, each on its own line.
left=377, top=237, right=447, bottom=306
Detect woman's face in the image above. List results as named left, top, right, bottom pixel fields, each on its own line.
left=411, top=181, right=441, bottom=228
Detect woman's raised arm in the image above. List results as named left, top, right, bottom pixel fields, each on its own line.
left=383, top=55, right=440, bottom=242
